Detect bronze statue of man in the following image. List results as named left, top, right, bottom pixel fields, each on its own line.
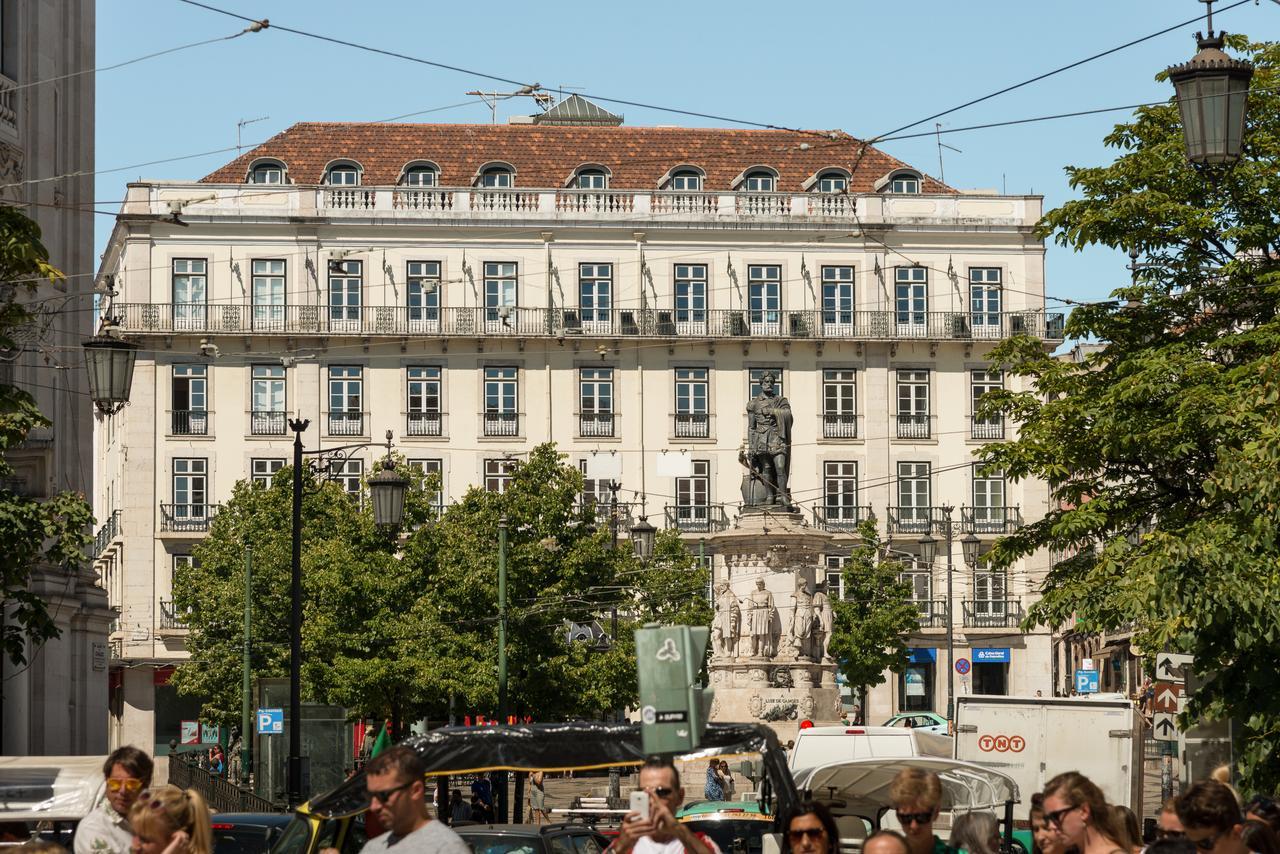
left=744, top=371, right=794, bottom=509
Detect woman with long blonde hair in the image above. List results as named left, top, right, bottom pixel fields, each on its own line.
left=128, top=785, right=212, bottom=854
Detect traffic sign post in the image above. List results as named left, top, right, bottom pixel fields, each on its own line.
left=1154, top=711, right=1179, bottom=742
left=1075, top=669, right=1099, bottom=694
left=257, top=708, right=284, bottom=735
left=1156, top=652, right=1193, bottom=682
left=955, top=658, right=971, bottom=676
left=636, top=624, right=713, bottom=755
left=1151, top=682, right=1182, bottom=714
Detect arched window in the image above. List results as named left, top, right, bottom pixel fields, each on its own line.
left=576, top=169, right=608, bottom=190
left=669, top=169, right=702, bottom=191
left=889, top=171, right=921, bottom=194
left=478, top=165, right=514, bottom=188
left=816, top=171, right=848, bottom=193
left=402, top=164, right=438, bottom=187
left=325, top=163, right=361, bottom=186
left=248, top=160, right=285, bottom=185
left=743, top=169, right=776, bottom=193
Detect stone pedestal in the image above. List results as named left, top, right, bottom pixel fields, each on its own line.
left=705, top=509, right=842, bottom=742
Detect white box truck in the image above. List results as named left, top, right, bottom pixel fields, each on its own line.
left=954, top=695, right=1144, bottom=815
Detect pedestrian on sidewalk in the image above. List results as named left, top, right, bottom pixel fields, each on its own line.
left=75, top=746, right=153, bottom=854
left=528, top=771, right=549, bottom=826
left=703, top=763, right=724, bottom=801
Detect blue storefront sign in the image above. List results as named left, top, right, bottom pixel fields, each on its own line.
left=973, top=647, right=1011, bottom=664
left=908, top=647, right=937, bottom=664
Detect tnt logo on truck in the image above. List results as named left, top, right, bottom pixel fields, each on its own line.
left=977, top=734, right=1026, bottom=753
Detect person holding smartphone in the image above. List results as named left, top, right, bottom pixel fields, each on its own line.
left=609, top=759, right=719, bottom=854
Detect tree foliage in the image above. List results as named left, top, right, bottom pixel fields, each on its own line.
left=0, top=206, right=94, bottom=666
left=828, top=521, right=921, bottom=702
left=978, top=37, right=1280, bottom=790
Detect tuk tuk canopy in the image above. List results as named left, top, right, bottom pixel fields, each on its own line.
left=0, top=756, right=107, bottom=823
left=792, top=757, right=1020, bottom=818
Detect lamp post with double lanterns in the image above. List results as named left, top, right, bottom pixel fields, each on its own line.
left=916, top=506, right=981, bottom=725
left=1167, top=0, right=1253, bottom=167
left=286, top=422, right=407, bottom=808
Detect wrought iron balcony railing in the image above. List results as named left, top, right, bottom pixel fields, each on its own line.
left=93, top=510, right=122, bottom=559
left=663, top=503, right=731, bottom=534
left=159, top=599, right=188, bottom=631
left=961, top=505, right=1023, bottom=534
left=885, top=506, right=950, bottom=535
left=811, top=504, right=873, bottom=532
left=673, top=413, right=710, bottom=438
left=822, top=412, right=860, bottom=439
left=483, top=411, right=519, bottom=437
left=406, top=411, right=443, bottom=437
left=963, top=599, right=1025, bottom=628
left=895, top=413, right=935, bottom=440
left=171, top=410, right=209, bottom=436
left=970, top=416, right=1005, bottom=440
left=159, top=504, right=219, bottom=532
left=327, top=411, right=364, bottom=436
left=579, top=411, right=615, bottom=438
left=250, top=410, right=287, bottom=436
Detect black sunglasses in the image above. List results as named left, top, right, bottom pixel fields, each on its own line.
left=1191, top=832, right=1224, bottom=851
left=367, top=779, right=415, bottom=804
left=788, top=828, right=827, bottom=842
left=896, top=810, right=934, bottom=826
left=1045, top=806, right=1079, bottom=829
left=644, top=786, right=676, bottom=798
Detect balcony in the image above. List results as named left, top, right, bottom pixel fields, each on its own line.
left=962, top=505, right=1023, bottom=534
left=160, top=504, right=219, bottom=533
left=93, top=510, right=122, bottom=559
left=171, top=410, right=209, bottom=436
left=970, top=417, right=1005, bottom=440
left=113, top=303, right=1066, bottom=345
left=811, top=504, right=873, bottom=532
left=963, top=599, right=1025, bottom=628
left=673, top=413, right=710, bottom=439
left=822, top=413, right=860, bottom=439
left=895, top=413, right=934, bottom=440
left=158, top=599, right=187, bottom=631
left=664, top=503, right=731, bottom=534
left=915, top=599, right=949, bottom=629
left=328, top=411, right=364, bottom=436
left=580, top=499, right=638, bottom=534
left=483, top=411, right=519, bottom=437
left=250, top=410, right=287, bottom=436
left=406, top=411, right=443, bottom=437
left=579, top=411, right=615, bottom=438
left=886, top=506, right=949, bottom=535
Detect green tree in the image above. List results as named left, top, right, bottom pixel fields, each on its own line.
left=828, top=521, right=921, bottom=714
left=978, top=37, right=1280, bottom=789
left=0, top=206, right=95, bottom=666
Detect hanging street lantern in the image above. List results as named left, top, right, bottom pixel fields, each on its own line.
left=1166, top=2, right=1253, bottom=166
left=367, top=434, right=408, bottom=528
left=962, top=532, right=982, bottom=568
left=82, top=335, right=139, bottom=415
left=629, top=516, right=657, bottom=562
left=917, top=532, right=938, bottom=566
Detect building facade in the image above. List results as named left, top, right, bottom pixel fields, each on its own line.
left=0, top=0, right=108, bottom=755
left=94, top=118, right=1063, bottom=747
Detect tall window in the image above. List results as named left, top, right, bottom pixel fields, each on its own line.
left=747, top=265, right=781, bottom=332
left=970, top=370, right=1004, bottom=439
left=251, top=365, right=286, bottom=435
left=410, top=458, right=444, bottom=510
left=577, top=460, right=615, bottom=517
left=328, top=260, right=362, bottom=327
left=485, top=458, right=516, bottom=493
left=825, top=555, right=847, bottom=600
left=579, top=263, right=612, bottom=328
left=822, top=461, right=860, bottom=529
left=484, top=262, right=517, bottom=326
left=674, top=460, right=711, bottom=531
left=171, top=365, right=207, bottom=435
left=328, top=366, right=363, bottom=436
left=407, top=261, right=441, bottom=329
left=743, top=171, right=775, bottom=192
left=896, top=370, right=930, bottom=439
left=483, top=366, right=518, bottom=437
left=895, top=267, right=927, bottom=328
left=172, top=259, right=207, bottom=329
left=972, top=566, right=1008, bottom=623
left=579, top=368, right=614, bottom=437
left=172, top=458, right=207, bottom=522
left=674, top=264, right=707, bottom=330
left=670, top=170, right=702, bottom=191
left=674, top=368, right=709, bottom=438
left=896, top=461, right=932, bottom=531
left=822, top=369, right=857, bottom=439
left=252, top=259, right=285, bottom=330
left=406, top=367, right=442, bottom=437
left=971, top=467, right=1007, bottom=531
left=970, top=268, right=1002, bottom=335
left=331, top=459, right=363, bottom=501
left=821, top=265, right=855, bottom=329
left=251, top=458, right=285, bottom=487
left=900, top=568, right=934, bottom=624
left=748, top=367, right=784, bottom=399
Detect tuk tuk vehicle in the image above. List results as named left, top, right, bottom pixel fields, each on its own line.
left=269, top=722, right=797, bottom=854
left=790, top=757, right=1024, bottom=853
left=0, top=756, right=109, bottom=848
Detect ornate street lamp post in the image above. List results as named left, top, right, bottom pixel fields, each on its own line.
left=1167, top=0, right=1253, bottom=166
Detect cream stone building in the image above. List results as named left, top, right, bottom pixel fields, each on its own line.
left=0, top=0, right=108, bottom=755
left=94, top=109, right=1063, bottom=747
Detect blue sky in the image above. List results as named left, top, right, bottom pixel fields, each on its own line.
left=94, top=0, right=1277, bottom=310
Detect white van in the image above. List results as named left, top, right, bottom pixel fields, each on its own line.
left=788, top=725, right=953, bottom=773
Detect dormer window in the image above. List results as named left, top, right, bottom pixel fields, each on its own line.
left=817, top=172, right=847, bottom=193
left=326, top=164, right=361, bottom=186
left=248, top=161, right=285, bottom=184
left=889, top=172, right=921, bottom=194
left=402, top=164, right=438, bottom=187
left=479, top=166, right=513, bottom=188
left=743, top=170, right=776, bottom=192
left=669, top=169, right=702, bottom=191
left=576, top=169, right=608, bottom=190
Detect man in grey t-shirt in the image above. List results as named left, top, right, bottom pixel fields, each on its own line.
left=359, top=746, right=469, bottom=854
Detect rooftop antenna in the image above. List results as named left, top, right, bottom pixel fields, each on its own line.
left=934, top=122, right=962, bottom=184
left=237, top=116, right=269, bottom=151
left=465, top=84, right=549, bottom=123
left=557, top=84, right=585, bottom=104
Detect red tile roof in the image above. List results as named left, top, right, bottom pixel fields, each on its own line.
left=199, top=122, right=950, bottom=192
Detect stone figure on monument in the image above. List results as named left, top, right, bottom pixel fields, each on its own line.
left=790, top=578, right=816, bottom=658
left=746, top=579, right=776, bottom=657
left=740, top=371, right=794, bottom=510
left=812, top=580, right=834, bottom=662
left=712, top=582, right=740, bottom=658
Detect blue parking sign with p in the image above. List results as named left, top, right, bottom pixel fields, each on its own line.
left=257, top=708, right=284, bottom=734
left=1075, top=670, right=1099, bottom=694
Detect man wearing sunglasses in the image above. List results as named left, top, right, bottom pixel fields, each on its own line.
left=74, top=745, right=153, bottom=854
left=889, top=768, right=955, bottom=854
left=1176, top=781, right=1251, bottom=854
left=1156, top=796, right=1187, bottom=841
left=359, top=746, right=468, bottom=854
left=610, top=759, right=718, bottom=854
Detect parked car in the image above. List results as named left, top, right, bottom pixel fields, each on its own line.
left=455, top=823, right=608, bottom=854
left=211, top=813, right=293, bottom=854
left=676, top=801, right=772, bottom=854
left=882, top=711, right=950, bottom=734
